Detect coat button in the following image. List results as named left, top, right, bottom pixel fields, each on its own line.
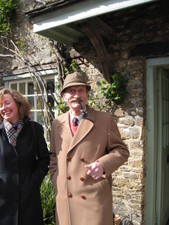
left=66, top=156, right=71, bottom=161
left=80, top=157, right=84, bottom=162
left=67, top=176, right=71, bottom=180
left=80, top=195, right=86, bottom=200
left=80, top=177, right=84, bottom=181
left=68, top=193, right=72, bottom=198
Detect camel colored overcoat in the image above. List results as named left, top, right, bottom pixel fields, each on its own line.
left=50, top=107, right=129, bottom=225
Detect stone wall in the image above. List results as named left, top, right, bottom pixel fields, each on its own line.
left=1, top=0, right=169, bottom=224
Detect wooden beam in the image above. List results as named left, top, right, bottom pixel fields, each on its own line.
left=81, top=19, right=112, bottom=83
left=89, top=17, right=115, bottom=41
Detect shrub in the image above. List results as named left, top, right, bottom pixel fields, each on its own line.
left=41, top=173, right=55, bottom=225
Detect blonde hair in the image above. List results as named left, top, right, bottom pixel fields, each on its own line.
left=0, top=88, right=31, bottom=123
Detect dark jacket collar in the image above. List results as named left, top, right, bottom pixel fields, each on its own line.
left=0, top=116, right=30, bottom=130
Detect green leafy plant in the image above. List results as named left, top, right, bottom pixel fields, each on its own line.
left=64, top=59, right=81, bottom=76
left=99, top=72, right=128, bottom=106
left=50, top=80, right=69, bottom=116
left=0, top=0, right=18, bottom=33
left=41, top=173, right=55, bottom=225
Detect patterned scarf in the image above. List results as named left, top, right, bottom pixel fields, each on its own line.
left=4, top=119, right=24, bottom=146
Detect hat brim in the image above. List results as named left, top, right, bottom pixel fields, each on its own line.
left=61, top=82, right=91, bottom=94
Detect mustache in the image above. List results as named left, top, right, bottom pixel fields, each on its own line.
left=69, top=98, right=88, bottom=117
left=70, top=97, right=83, bottom=103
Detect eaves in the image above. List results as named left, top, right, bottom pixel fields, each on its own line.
left=26, top=0, right=158, bottom=46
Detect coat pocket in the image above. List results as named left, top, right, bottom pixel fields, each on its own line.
left=0, top=172, right=19, bottom=199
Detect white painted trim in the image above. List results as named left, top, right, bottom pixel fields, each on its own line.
left=32, top=0, right=157, bottom=33
left=145, top=63, right=157, bottom=225
left=145, top=56, right=169, bottom=225
left=3, top=69, right=57, bottom=81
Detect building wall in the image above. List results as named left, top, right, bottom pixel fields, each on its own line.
left=1, top=1, right=169, bottom=225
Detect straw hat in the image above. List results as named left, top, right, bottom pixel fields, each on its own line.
left=61, top=72, right=91, bottom=94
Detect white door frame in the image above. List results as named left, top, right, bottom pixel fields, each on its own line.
left=146, top=57, right=169, bottom=225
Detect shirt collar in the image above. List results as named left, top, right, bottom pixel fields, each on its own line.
left=69, top=112, right=83, bottom=124
left=69, top=106, right=87, bottom=122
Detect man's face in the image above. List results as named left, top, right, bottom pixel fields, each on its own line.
left=62, top=85, right=88, bottom=115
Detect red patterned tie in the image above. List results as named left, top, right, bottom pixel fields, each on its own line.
left=71, top=117, right=79, bottom=135
left=72, top=117, right=79, bottom=126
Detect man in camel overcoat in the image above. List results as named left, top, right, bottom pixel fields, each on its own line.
left=49, top=72, right=129, bottom=225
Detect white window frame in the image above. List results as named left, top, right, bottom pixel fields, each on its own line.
left=3, top=69, right=58, bottom=140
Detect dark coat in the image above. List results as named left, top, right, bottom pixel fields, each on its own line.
left=50, top=107, right=129, bottom=225
left=0, top=117, right=49, bottom=225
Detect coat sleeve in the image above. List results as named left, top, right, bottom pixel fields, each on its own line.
left=98, top=114, right=129, bottom=177
left=32, top=123, right=49, bottom=187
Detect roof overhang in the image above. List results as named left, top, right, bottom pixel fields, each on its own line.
left=30, top=0, right=157, bottom=45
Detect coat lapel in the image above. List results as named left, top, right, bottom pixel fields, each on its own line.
left=68, top=107, right=95, bottom=153
left=57, top=107, right=96, bottom=153
left=68, top=119, right=93, bottom=152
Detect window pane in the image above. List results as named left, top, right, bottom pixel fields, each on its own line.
left=30, top=111, right=35, bottom=121
left=37, top=111, right=44, bottom=125
left=19, top=83, right=25, bottom=94
left=11, top=83, right=17, bottom=90
left=48, top=95, right=54, bottom=108
left=36, top=96, right=44, bottom=109
left=36, top=81, right=43, bottom=93
left=27, top=96, right=34, bottom=109
left=28, top=82, right=34, bottom=94
left=47, top=79, right=54, bottom=93
left=47, top=79, right=55, bottom=116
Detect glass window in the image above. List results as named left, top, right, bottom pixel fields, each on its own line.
left=30, top=111, right=35, bottom=121
left=47, top=79, right=54, bottom=93
left=19, top=83, right=25, bottom=94
left=37, top=111, right=44, bottom=125
left=11, top=83, right=17, bottom=90
left=28, top=82, right=34, bottom=94
left=27, top=96, right=35, bottom=109
left=36, top=96, right=44, bottom=109
left=8, top=75, right=57, bottom=141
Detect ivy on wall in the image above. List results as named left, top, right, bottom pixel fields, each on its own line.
left=99, top=72, right=128, bottom=106
left=0, top=0, right=18, bottom=33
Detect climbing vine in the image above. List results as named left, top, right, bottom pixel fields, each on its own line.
left=99, top=72, right=128, bottom=106
left=0, top=0, right=18, bottom=33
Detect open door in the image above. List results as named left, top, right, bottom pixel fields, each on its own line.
left=156, top=68, right=169, bottom=225
left=146, top=58, right=169, bottom=225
